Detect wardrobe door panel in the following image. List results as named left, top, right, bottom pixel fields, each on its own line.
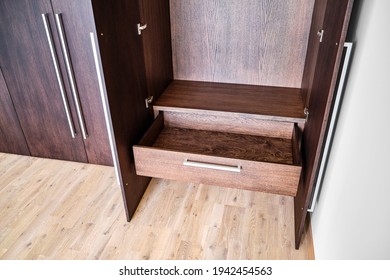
left=295, top=0, right=354, bottom=248
left=91, top=0, right=152, bottom=220
left=51, top=0, right=113, bottom=165
left=0, top=67, right=30, bottom=155
left=0, top=0, right=88, bottom=162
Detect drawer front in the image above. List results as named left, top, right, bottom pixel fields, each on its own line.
left=133, top=146, right=301, bottom=196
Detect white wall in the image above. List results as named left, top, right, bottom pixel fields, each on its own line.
left=311, top=0, right=390, bottom=259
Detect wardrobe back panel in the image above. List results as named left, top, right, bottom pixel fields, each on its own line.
left=170, top=0, right=315, bottom=88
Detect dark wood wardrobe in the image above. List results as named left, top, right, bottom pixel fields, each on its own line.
left=0, top=0, right=112, bottom=165
left=0, top=0, right=354, bottom=249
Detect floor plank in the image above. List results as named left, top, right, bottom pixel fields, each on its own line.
left=0, top=153, right=313, bottom=259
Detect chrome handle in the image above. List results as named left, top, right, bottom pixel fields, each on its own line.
left=55, top=13, right=88, bottom=140
left=90, top=32, right=121, bottom=185
left=183, top=159, right=241, bottom=173
left=308, top=42, right=354, bottom=213
left=42, top=13, right=76, bottom=138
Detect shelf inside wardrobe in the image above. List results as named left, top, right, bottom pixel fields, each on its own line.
left=154, top=80, right=307, bottom=124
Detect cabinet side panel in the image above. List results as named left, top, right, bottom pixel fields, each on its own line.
left=301, top=0, right=328, bottom=106
left=0, top=67, right=30, bottom=155
left=139, top=0, right=173, bottom=102
left=170, top=0, right=315, bottom=88
left=295, top=0, right=354, bottom=248
left=91, top=0, right=152, bottom=220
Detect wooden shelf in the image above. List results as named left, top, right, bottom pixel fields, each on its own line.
left=154, top=80, right=306, bottom=123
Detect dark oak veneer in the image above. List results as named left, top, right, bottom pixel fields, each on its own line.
left=91, top=0, right=153, bottom=220
left=139, top=0, right=173, bottom=104
left=0, top=0, right=113, bottom=165
left=0, top=0, right=88, bottom=163
left=0, top=67, right=30, bottom=155
left=51, top=0, right=113, bottom=165
left=295, top=0, right=354, bottom=248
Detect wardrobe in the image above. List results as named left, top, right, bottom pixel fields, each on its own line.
left=0, top=0, right=354, bottom=249
left=0, top=0, right=112, bottom=165
left=132, top=0, right=354, bottom=249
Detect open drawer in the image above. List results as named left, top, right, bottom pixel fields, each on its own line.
left=133, top=114, right=302, bottom=196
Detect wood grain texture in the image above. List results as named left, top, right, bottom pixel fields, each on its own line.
left=133, top=148, right=301, bottom=196
left=295, top=0, right=354, bottom=248
left=91, top=0, right=153, bottom=221
left=0, top=0, right=88, bottom=162
left=170, top=0, right=315, bottom=88
left=154, top=80, right=306, bottom=123
left=292, top=125, right=302, bottom=166
left=138, top=113, right=164, bottom=147
left=301, top=0, right=328, bottom=106
left=0, top=67, right=30, bottom=155
left=0, top=153, right=313, bottom=259
left=139, top=0, right=173, bottom=104
left=153, top=127, right=294, bottom=165
left=51, top=0, right=113, bottom=166
left=134, top=115, right=301, bottom=196
left=164, top=111, right=294, bottom=139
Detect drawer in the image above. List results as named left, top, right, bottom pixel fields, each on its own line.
left=133, top=114, right=302, bottom=196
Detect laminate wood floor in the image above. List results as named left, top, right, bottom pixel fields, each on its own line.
left=0, top=153, right=314, bottom=260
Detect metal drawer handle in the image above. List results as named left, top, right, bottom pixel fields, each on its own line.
left=55, top=13, right=88, bottom=140
left=183, top=159, right=241, bottom=173
left=42, top=13, right=76, bottom=138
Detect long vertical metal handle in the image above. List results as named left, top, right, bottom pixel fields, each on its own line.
left=308, top=42, right=354, bottom=213
left=90, top=32, right=121, bottom=185
left=42, top=13, right=76, bottom=138
left=55, top=13, right=88, bottom=140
